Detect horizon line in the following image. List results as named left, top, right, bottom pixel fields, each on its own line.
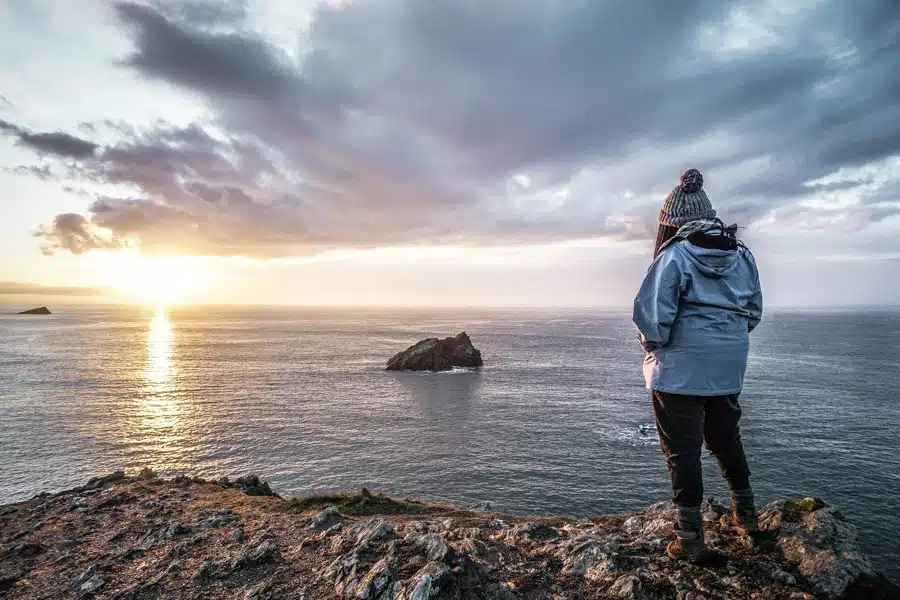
left=2, top=299, right=899, bottom=312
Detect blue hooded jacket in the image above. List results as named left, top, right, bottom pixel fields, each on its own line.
left=633, top=234, right=762, bottom=396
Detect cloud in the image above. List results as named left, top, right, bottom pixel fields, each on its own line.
left=0, top=281, right=106, bottom=296
left=771, top=201, right=900, bottom=233
left=6, top=0, right=900, bottom=257
left=154, top=0, right=248, bottom=25
left=36, top=213, right=123, bottom=255
left=0, top=119, right=98, bottom=159
left=116, top=2, right=304, bottom=103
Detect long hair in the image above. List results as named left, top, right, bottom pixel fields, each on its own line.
left=653, top=224, right=679, bottom=259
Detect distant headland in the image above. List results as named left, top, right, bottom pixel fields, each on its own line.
left=17, top=307, right=51, bottom=315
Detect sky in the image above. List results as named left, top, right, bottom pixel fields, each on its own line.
left=1, top=0, right=900, bottom=307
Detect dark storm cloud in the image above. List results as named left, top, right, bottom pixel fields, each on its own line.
left=12, top=0, right=900, bottom=257
left=307, top=3, right=832, bottom=180
left=0, top=119, right=98, bottom=159
left=116, top=3, right=300, bottom=101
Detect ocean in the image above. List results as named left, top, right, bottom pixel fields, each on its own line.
left=0, top=306, right=898, bottom=577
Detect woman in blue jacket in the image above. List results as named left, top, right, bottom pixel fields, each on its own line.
left=634, top=169, right=763, bottom=565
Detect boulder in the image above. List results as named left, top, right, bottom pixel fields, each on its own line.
left=386, top=332, right=483, bottom=372
left=19, top=306, right=51, bottom=315
left=760, top=498, right=880, bottom=598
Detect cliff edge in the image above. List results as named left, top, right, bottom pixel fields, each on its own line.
left=0, top=472, right=896, bottom=600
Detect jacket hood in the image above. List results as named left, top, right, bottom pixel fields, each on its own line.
left=675, top=241, right=740, bottom=279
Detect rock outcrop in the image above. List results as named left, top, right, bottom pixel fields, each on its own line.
left=1, top=473, right=897, bottom=600
left=17, top=307, right=51, bottom=315
left=387, top=332, right=484, bottom=372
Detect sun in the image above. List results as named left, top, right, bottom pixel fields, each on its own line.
left=101, top=253, right=209, bottom=305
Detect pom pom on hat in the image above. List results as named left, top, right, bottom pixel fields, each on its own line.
left=658, top=168, right=715, bottom=227
left=680, top=168, right=703, bottom=193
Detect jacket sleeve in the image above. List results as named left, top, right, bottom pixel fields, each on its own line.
left=633, top=252, right=685, bottom=352
left=745, top=250, right=763, bottom=333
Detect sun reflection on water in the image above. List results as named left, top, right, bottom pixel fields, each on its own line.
left=146, top=306, right=173, bottom=386
left=142, top=305, right=181, bottom=432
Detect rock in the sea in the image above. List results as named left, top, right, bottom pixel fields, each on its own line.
left=18, top=306, right=51, bottom=315
left=386, top=332, right=483, bottom=372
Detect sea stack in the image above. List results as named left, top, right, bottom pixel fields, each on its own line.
left=387, top=331, right=483, bottom=372
left=18, top=306, right=51, bottom=315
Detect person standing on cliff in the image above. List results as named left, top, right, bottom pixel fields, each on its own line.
left=633, top=168, right=764, bottom=566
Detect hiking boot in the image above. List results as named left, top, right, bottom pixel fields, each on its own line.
left=729, top=504, right=760, bottom=536
left=666, top=528, right=728, bottom=567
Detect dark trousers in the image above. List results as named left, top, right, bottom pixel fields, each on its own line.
left=652, top=391, right=751, bottom=508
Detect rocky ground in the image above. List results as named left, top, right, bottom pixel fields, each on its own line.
left=0, top=472, right=897, bottom=600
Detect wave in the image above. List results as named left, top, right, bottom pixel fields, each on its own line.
left=435, top=367, right=480, bottom=375
left=605, top=423, right=659, bottom=447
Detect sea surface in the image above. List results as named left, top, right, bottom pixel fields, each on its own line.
left=0, top=306, right=898, bottom=577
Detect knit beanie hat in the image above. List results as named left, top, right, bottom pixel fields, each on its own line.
left=658, top=168, right=716, bottom=228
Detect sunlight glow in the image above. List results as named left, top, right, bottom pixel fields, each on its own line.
left=101, top=252, right=211, bottom=305
left=146, top=306, right=173, bottom=387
